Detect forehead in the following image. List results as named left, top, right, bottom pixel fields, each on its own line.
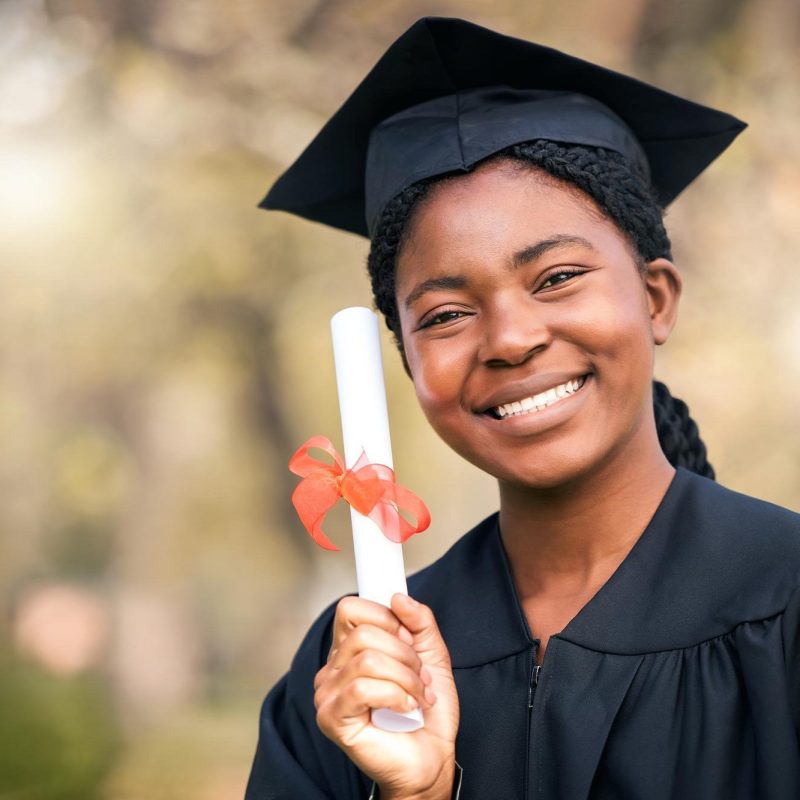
left=399, top=160, right=617, bottom=264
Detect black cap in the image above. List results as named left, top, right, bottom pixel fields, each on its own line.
left=261, top=16, right=746, bottom=239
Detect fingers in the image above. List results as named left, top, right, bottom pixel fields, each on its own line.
left=329, top=623, right=422, bottom=672
left=316, top=647, right=430, bottom=709
left=315, top=595, right=443, bottom=727
left=317, top=675, right=422, bottom=741
left=317, top=594, right=448, bottom=715
left=330, top=595, right=412, bottom=656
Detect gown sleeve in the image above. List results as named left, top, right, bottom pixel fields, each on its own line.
left=782, top=583, right=800, bottom=741
left=244, top=601, right=371, bottom=800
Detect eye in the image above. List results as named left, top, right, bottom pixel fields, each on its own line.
left=538, top=267, right=585, bottom=291
left=418, top=308, right=468, bottom=329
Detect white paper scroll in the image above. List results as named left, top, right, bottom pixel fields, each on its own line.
left=330, top=306, right=424, bottom=733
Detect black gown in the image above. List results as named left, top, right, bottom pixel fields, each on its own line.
left=245, top=467, right=800, bottom=799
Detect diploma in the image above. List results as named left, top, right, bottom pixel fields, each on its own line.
left=331, top=306, right=424, bottom=733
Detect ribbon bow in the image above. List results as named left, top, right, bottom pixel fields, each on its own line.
left=288, top=435, right=431, bottom=551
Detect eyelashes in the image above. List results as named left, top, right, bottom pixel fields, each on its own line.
left=538, top=266, right=585, bottom=290
left=418, top=308, right=470, bottom=329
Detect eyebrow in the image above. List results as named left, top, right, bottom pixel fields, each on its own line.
left=404, top=275, right=468, bottom=309
left=512, top=234, right=596, bottom=268
left=403, top=234, right=596, bottom=310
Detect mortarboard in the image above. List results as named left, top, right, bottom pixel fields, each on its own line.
left=261, top=16, right=746, bottom=239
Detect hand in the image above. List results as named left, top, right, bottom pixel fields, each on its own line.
left=314, top=593, right=460, bottom=799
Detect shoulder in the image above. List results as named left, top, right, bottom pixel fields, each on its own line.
left=557, top=468, right=800, bottom=654
left=408, top=512, right=497, bottom=591
left=679, top=468, right=800, bottom=567
left=650, top=468, right=800, bottom=640
left=403, top=513, right=537, bottom=666
left=658, top=474, right=800, bottom=714
left=406, top=513, right=500, bottom=605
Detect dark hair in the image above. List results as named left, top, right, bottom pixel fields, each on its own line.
left=367, top=140, right=715, bottom=480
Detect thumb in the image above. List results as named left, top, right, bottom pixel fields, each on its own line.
left=390, top=593, right=451, bottom=668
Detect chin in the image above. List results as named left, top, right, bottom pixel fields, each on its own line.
left=498, top=460, right=595, bottom=492
left=458, top=416, right=643, bottom=492
left=459, top=443, right=598, bottom=492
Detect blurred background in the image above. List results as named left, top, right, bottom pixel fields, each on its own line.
left=0, top=0, right=798, bottom=797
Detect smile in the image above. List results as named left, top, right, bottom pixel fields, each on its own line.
left=489, top=375, right=588, bottom=419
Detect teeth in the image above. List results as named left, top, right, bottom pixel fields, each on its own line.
left=493, top=376, right=586, bottom=418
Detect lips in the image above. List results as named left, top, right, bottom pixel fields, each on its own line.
left=478, top=372, right=591, bottom=419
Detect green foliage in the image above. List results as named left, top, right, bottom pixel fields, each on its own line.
left=0, top=655, right=118, bottom=800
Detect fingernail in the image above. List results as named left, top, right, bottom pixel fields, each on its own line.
left=406, top=693, right=419, bottom=709
left=404, top=594, right=419, bottom=606
left=424, top=687, right=436, bottom=705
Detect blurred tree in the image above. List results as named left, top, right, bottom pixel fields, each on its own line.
left=0, top=652, right=118, bottom=800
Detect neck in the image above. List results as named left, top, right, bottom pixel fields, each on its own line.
left=498, top=439, right=675, bottom=600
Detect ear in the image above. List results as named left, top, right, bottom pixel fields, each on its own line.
left=400, top=347, right=413, bottom=379
left=643, top=258, right=682, bottom=345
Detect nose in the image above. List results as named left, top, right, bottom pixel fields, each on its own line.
left=478, top=297, right=551, bottom=367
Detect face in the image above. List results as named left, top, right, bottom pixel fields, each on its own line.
left=395, top=160, right=681, bottom=490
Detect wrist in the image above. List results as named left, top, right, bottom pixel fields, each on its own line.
left=375, top=759, right=461, bottom=800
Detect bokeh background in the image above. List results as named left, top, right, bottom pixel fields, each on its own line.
left=1, top=0, right=798, bottom=797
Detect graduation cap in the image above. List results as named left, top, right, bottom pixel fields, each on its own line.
left=261, top=16, right=746, bottom=239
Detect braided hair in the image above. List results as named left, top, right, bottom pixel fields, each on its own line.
left=367, top=140, right=715, bottom=480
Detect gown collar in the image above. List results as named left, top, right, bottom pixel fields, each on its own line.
left=411, top=467, right=696, bottom=667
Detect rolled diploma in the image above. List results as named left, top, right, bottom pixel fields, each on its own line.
left=331, top=306, right=424, bottom=733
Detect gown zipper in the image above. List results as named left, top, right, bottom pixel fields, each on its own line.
left=524, top=642, right=541, bottom=799
left=528, top=662, right=542, bottom=708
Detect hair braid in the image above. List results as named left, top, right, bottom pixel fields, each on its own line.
left=366, top=140, right=716, bottom=479
left=653, top=381, right=715, bottom=478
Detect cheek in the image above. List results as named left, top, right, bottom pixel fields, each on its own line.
left=558, top=282, right=653, bottom=363
left=405, top=342, right=476, bottom=438
left=408, top=350, right=460, bottom=414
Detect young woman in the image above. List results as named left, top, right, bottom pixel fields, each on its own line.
left=246, top=18, right=800, bottom=800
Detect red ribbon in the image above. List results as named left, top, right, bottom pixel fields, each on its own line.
left=288, top=435, right=431, bottom=551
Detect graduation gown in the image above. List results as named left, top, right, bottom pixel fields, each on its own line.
left=245, top=467, right=800, bottom=799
